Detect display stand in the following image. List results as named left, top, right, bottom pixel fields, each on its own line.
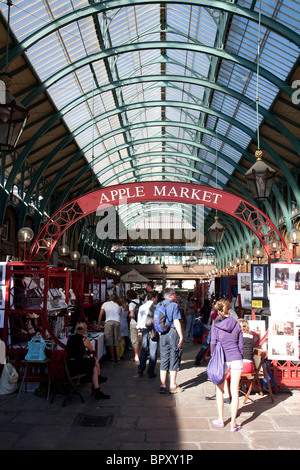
left=3, top=263, right=72, bottom=387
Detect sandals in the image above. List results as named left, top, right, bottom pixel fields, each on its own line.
left=169, top=384, right=183, bottom=394
left=231, top=424, right=242, bottom=433
left=212, top=420, right=242, bottom=432
left=212, top=419, right=224, bottom=428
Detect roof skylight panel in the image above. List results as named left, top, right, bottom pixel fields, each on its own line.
left=185, top=51, right=211, bottom=78
left=116, top=50, right=159, bottom=80
left=108, top=4, right=160, bottom=46
left=227, top=124, right=251, bottom=150
left=63, top=101, right=91, bottom=129
left=8, top=0, right=50, bottom=39
left=98, top=90, right=117, bottom=113
left=74, top=127, right=94, bottom=150
left=73, top=66, right=97, bottom=94
left=59, top=23, right=89, bottom=61
left=25, top=34, right=69, bottom=80
left=233, top=103, right=258, bottom=134
left=260, top=32, right=298, bottom=79
left=276, top=1, right=300, bottom=31
left=189, top=9, right=217, bottom=46
left=221, top=143, right=242, bottom=163
left=92, top=62, right=111, bottom=87
left=48, top=75, right=80, bottom=108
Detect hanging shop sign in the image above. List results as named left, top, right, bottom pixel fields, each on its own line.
left=28, top=182, right=291, bottom=263
left=77, top=182, right=240, bottom=214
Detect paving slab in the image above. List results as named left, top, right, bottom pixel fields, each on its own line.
left=0, top=340, right=299, bottom=454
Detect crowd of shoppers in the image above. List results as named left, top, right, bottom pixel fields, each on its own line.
left=66, top=281, right=264, bottom=433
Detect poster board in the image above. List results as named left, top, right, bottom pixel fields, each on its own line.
left=270, top=263, right=300, bottom=295
left=237, top=273, right=252, bottom=308
left=268, top=263, right=300, bottom=361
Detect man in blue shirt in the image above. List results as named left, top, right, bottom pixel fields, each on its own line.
left=159, top=288, right=184, bottom=394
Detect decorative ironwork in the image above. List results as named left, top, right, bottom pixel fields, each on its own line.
left=29, top=182, right=291, bottom=263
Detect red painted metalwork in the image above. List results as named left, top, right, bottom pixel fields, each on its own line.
left=3, top=262, right=69, bottom=369
left=28, top=182, right=291, bottom=263
left=270, top=360, right=300, bottom=389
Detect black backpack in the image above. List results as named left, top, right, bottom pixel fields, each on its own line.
left=145, top=303, right=159, bottom=342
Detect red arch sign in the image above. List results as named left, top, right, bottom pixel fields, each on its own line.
left=29, top=182, right=291, bottom=262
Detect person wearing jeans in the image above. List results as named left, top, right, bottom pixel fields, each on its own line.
left=183, top=293, right=196, bottom=342
left=137, top=291, right=158, bottom=377
left=138, top=327, right=158, bottom=377
left=159, top=288, right=183, bottom=394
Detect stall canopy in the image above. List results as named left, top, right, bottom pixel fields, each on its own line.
left=121, top=269, right=150, bottom=283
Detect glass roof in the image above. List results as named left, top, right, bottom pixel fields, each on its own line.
left=1, top=0, right=300, bottom=238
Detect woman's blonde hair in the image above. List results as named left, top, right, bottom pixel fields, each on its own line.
left=215, top=299, right=231, bottom=317
left=75, top=322, right=87, bottom=334
left=237, top=318, right=250, bottom=333
left=118, top=296, right=128, bottom=310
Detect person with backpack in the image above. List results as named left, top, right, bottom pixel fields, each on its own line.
left=126, top=289, right=142, bottom=363
left=137, top=291, right=158, bottom=377
left=158, top=288, right=183, bottom=394
left=210, top=299, right=244, bottom=432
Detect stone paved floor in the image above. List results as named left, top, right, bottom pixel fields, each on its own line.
left=0, top=341, right=300, bottom=453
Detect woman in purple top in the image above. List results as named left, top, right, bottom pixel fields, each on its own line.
left=210, top=299, right=243, bottom=432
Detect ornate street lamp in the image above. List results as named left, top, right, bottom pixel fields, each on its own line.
left=195, top=248, right=205, bottom=260
left=0, top=1, right=28, bottom=150
left=244, top=6, right=277, bottom=201
left=286, top=228, right=300, bottom=246
left=18, top=227, right=34, bottom=260
left=58, top=245, right=70, bottom=256
left=208, top=215, right=226, bottom=244
left=183, top=262, right=190, bottom=273
left=245, top=150, right=277, bottom=201
left=253, top=246, right=264, bottom=263
left=161, top=262, right=168, bottom=289
left=286, top=228, right=300, bottom=258
left=70, top=251, right=80, bottom=261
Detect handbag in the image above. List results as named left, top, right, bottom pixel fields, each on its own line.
left=25, top=335, right=46, bottom=361
left=0, top=361, right=19, bottom=394
left=206, top=332, right=226, bottom=385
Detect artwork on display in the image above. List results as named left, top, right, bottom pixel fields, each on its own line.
left=248, top=319, right=267, bottom=350
left=101, top=281, right=107, bottom=302
left=270, top=263, right=300, bottom=295
left=0, top=286, right=5, bottom=309
left=0, top=262, right=6, bottom=285
left=251, top=264, right=268, bottom=300
left=268, top=288, right=300, bottom=360
left=253, top=266, right=264, bottom=281
left=268, top=316, right=298, bottom=360
left=237, top=273, right=251, bottom=308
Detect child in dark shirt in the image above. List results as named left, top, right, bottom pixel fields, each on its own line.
left=237, top=318, right=254, bottom=374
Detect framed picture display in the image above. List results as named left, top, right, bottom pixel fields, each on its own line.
left=268, top=316, right=299, bottom=360
left=268, top=289, right=300, bottom=360
left=270, top=263, right=300, bottom=295
left=0, top=262, right=6, bottom=286
left=251, top=264, right=268, bottom=299
left=237, top=273, right=252, bottom=308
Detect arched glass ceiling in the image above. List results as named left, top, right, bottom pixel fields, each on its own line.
left=1, top=0, right=300, bottom=245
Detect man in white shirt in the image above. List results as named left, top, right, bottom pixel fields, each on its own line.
left=126, top=289, right=141, bottom=363
left=137, top=291, right=158, bottom=377
left=98, top=294, right=121, bottom=362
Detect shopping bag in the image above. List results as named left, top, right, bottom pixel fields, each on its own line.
left=25, top=335, right=46, bottom=361
left=206, top=341, right=226, bottom=385
left=0, top=362, right=19, bottom=394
